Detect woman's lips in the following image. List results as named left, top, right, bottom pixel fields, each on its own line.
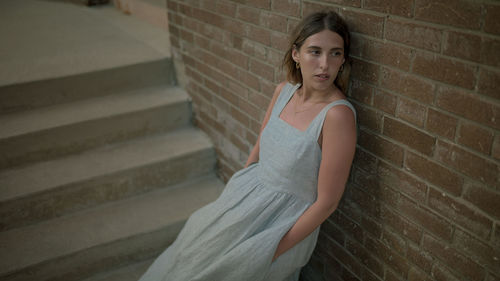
left=315, top=74, right=330, bottom=81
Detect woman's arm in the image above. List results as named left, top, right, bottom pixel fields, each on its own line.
left=273, top=105, right=357, bottom=260
left=244, top=82, right=287, bottom=168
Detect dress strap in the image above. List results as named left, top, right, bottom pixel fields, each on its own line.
left=307, top=99, right=357, bottom=140
left=271, top=83, right=301, bottom=118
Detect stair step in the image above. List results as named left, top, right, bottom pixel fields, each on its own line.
left=114, top=0, right=168, bottom=31
left=0, top=86, right=191, bottom=170
left=0, top=174, right=224, bottom=281
left=0, top=58, right=176, bottom=114
left=0, top=127, right=216, bottom=231
left=81, top=260, right=153, bottom=281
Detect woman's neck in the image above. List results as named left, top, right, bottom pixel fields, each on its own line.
left=298, top=83, right=338, bottom=103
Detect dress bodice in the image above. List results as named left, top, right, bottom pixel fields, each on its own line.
left=257, top=83, right=356, bottom=203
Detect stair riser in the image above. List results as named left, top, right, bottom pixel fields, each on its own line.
left=0, top=59, right=176, bottom=114
left=0, top=102, right=191, bottom=170
left=0, top=222, right=183, bottom=281
left=0, top=148, right=215, bottom=231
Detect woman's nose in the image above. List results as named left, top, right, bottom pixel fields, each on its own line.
left=319, top=54, right=329, bottom=70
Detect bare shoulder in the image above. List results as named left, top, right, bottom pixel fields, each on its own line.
left=324, top=102, right=356, bottom=130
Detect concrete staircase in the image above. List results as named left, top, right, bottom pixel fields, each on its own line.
left=0, top=1, right=223, bottom=281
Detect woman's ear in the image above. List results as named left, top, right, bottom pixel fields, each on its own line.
left=292, top=46, right=300, bottom=62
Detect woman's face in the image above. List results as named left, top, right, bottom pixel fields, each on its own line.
left=292, top=29, right=345, bottom=92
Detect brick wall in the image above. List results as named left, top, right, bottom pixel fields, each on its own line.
left=166, top=0, right=500, bottom=280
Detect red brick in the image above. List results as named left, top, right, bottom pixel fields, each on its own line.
left=443, top=31, right=481, bottom=63
left=354, top=168, right=400, bottom=204
left=332, top=212, right=364, bottom=243
left=407, top=242, right=433, bottom=273
left=494, top=136, right=500, bottom=161
left=463, top=182, right=500, bottom=220
left=380, top=67, right=435, bottom=104
left=436, top=86, right=500, bottom=130
left=358, top=129, right=404, bottom=166
left=373, top=89, right=397, bottom=115
left=223, top=17, right=246, bottom=36
left=349, top=185, right=381, bottom=215
left=407, top=267, right=432, bottom=281
left=219, top=86, right=239, bottom=107
left=487, top=273, right=500, bottom=281
left=271, top=0, right=300, bottom=17
left=177, top=2, right=193, bottom=17
left=249, top=58, right=274, bottom=81
left=322, top=217, right=345, bottom=245
left=356, top=105, right=384, bottom=133
left=211, top=43, right=249, bottom=69
left=481, top=37, right=500, bottom=67
left=230, top=133, right=249, bottom=152
left=237, top=6, right=260, bottom=25
left=242, top=38, right=267, bottom=60
left=353, top=148, right=378, bottom=174
left=478, top=68, right=500, bottom=100
left=413, top=52, right=476, bottom=89
left=364, top=0, right=413, bottom=17
left=378, top=161, right=428, bottom=203
left=266, top=48, right=283, bottom=66
left=422, top=234, right=485, bottom=281
left=339, top=9, right=385, bottom=38
left=431, top=263, right=462, bottom=281
left=270, top=31, right=289, bottom=50
left=415, top=0, right=482, bottom=30
left=361, top=215, right=382, bottom=239
left=197, top=23, right=224, bottom=42
left=436, top=140, right=499, bottom=187
left=454, top=228, right=500, bottom=274
left=245, top=0, right=271, bottom=9
left=426, top=109, right=458, bottom=140
left=404, top=151, right=463, bottom=196
left=351, top=58, right=380, bottom=84
left=319, top=0, right=360, bottom=8
left=216, top=0, right=236, bottom=17
left=385, top=18, right=442, bottom=52
left=397, top=98, right=426, bottom=127
left=428, top=187, right=493, bottom=239
left=355, top=37, right=413, bottom=71
left=345, top=239, right=384, bottom=278
left=259, top=79, right=276, bottom=99
left=350, top=79, right=373, bottom=105
left=380, top=205, right=423, bottom=244
left=260, top=11, right=287, bottom=33
left=230, top=106, right=249, bottom=126
left=365, top=235, right=410, bottom=277
left=381, top=228, right=407, bottom=255
left=238, top=69, right=260, bottom=91
left=383, top=117, right=436, bottom=156
left=485, top=4, right=500, bottom=35
left=239, top=98, right=261, bottom=120
left=322, top=233, right=365, bottom=275
left=302, top=3, right=338, bottom=21
left=458, top=122, right=494, bottom=155
left=399, top=194, right=454, bottom=241
left=218, top=60, right=240, bottom=80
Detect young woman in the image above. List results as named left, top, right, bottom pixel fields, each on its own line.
left=139, top=10, right=356, bottom=281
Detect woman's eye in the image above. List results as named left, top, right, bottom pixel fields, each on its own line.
left=310, top=50, right=320, bottom=55
left=331, top=51, right=342, bottom=56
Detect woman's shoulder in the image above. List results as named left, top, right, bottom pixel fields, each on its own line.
left=324, top=98, right=356, bottom=126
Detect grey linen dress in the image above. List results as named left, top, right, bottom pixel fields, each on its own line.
left=138, top=82, right=356, bottom=281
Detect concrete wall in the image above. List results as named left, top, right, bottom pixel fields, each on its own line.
left=166, top=1, right=500, bottom=280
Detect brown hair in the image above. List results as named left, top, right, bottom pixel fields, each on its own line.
left=283, top=11, right=351, bottom=94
